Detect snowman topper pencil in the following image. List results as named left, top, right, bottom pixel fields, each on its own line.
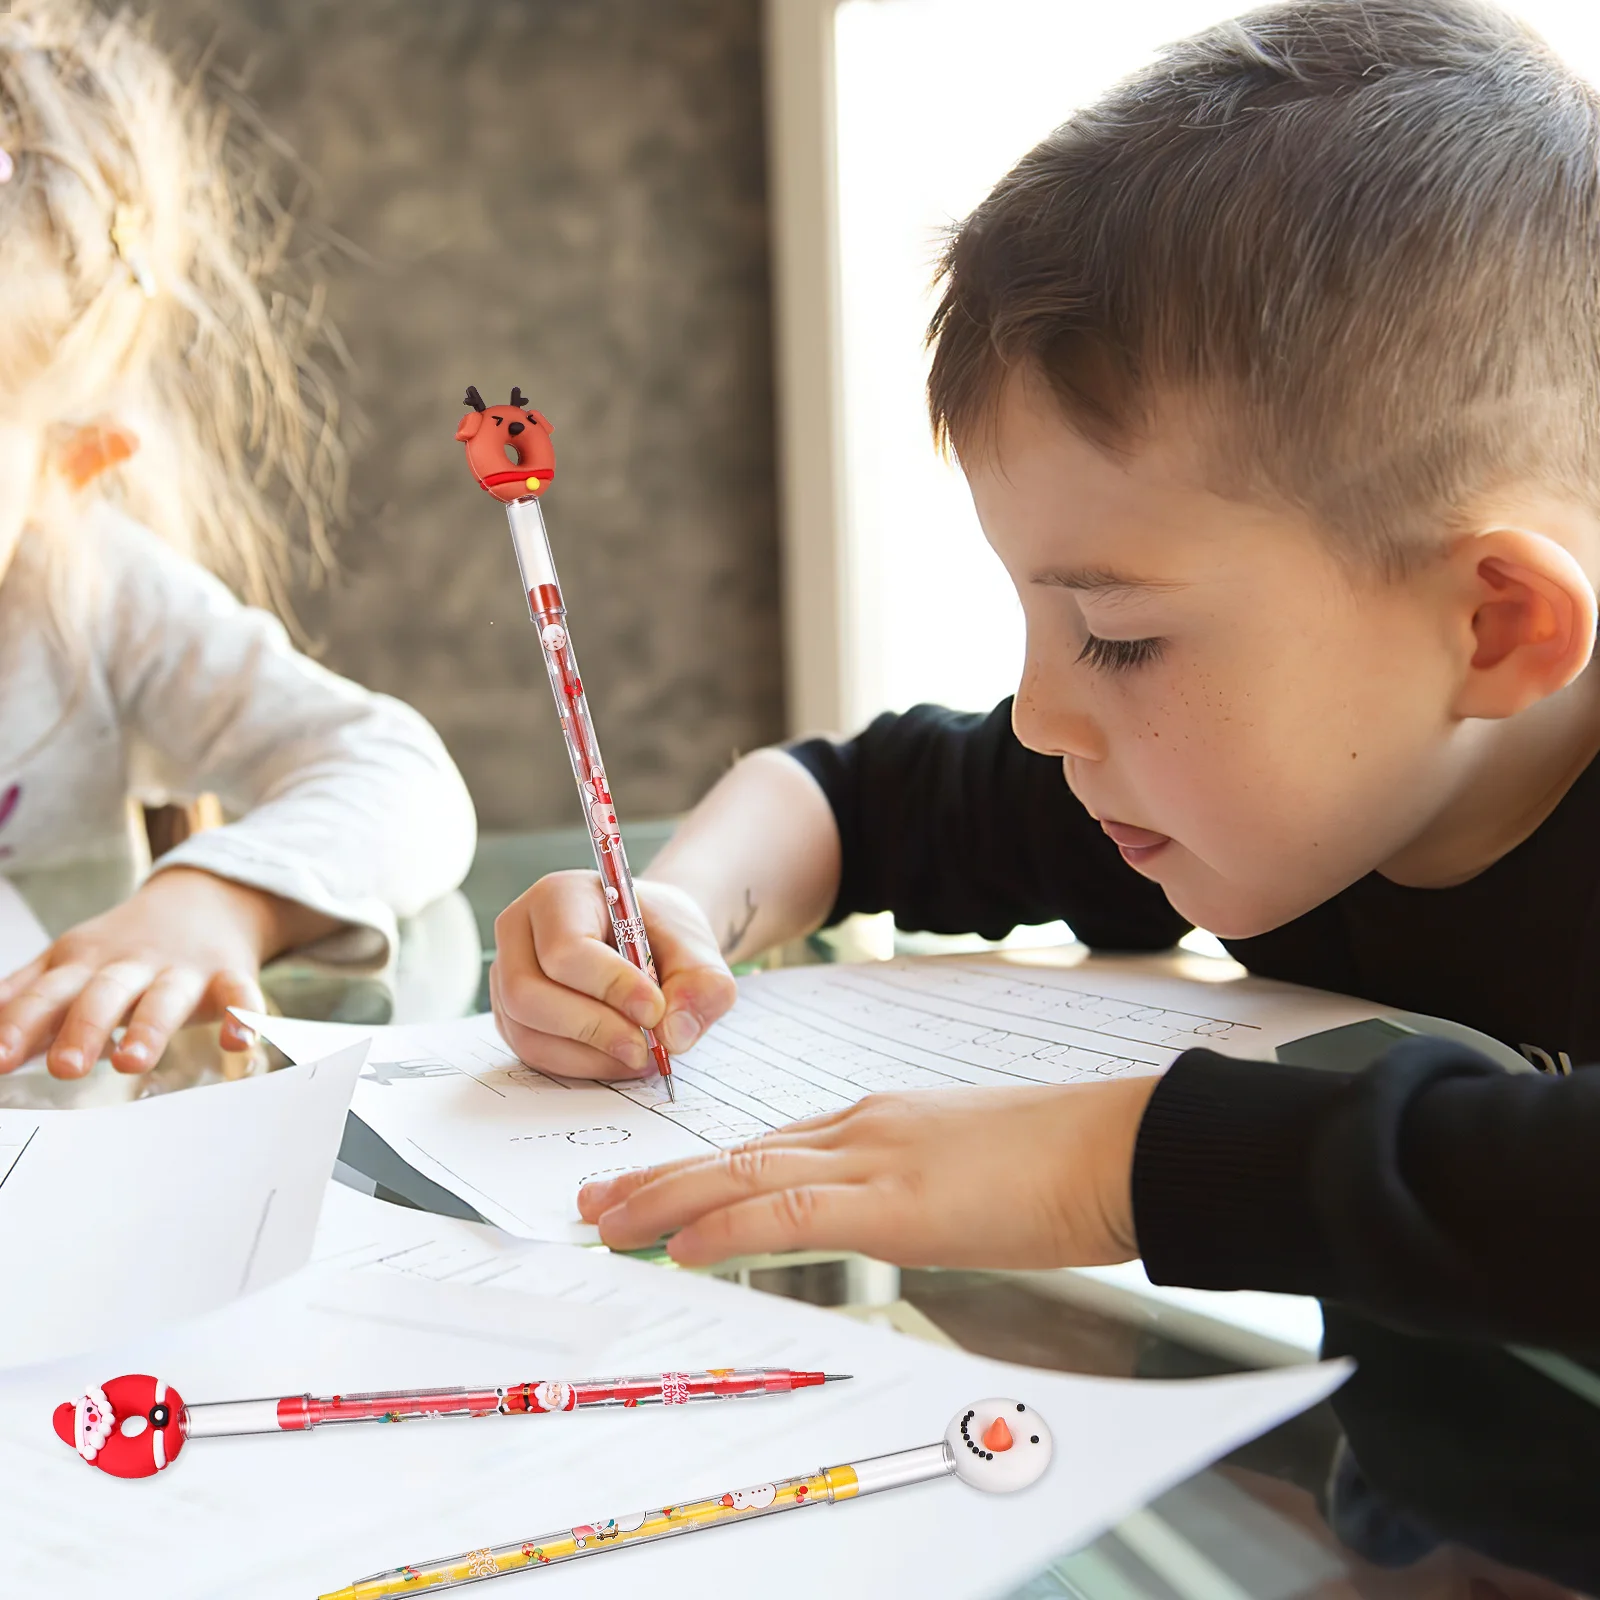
left=318, top=1397, right=1053, bottom=1598
left=456, top=386, right=674, bottom=1099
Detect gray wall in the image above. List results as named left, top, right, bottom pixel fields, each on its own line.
left=146, top=0, right=784, bottom=830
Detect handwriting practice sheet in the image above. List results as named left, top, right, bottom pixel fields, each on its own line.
left=244, top=953, right=1401, bottom=1243
left=0, top=1184, right=1350, bottom=1599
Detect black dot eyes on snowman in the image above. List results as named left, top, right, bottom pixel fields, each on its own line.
left=1031, top=1435, right=1040, bottom=1444
left=1016, top=1404, right=1025, bottom=1412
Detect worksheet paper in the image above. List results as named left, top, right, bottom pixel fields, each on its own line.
left=0, top=1184, right=1351, bottom=1600
left=0, top=1043, right=365, bottom=1369
left=243, top=952, right=1422, bottom=1242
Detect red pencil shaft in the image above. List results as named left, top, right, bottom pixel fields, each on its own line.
left=274, top=1371, right=825, bottom=1429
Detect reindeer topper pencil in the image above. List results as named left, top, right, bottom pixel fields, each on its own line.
left=456, top=387, right=675, bottom=1099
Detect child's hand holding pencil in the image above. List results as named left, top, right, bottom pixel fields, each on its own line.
left=490, top=872, right=735, bottom=1082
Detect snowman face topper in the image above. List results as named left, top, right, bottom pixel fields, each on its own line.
left=54, top=1374, right=186, bottom=1478
left=944, top=1398, right=1052, bottom=1492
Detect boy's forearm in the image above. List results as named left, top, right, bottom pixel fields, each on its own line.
left=644, top=749, right=841, bottom=964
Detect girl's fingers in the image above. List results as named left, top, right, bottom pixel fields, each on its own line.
left=665, top=1184, right=870, bottom=1267
left=0, top=962, right=96, bottom=1076
left=111, top=967, right=210, bottom=1072
left=0, top=955, right=50, bottom=1072
left=0, top=953, right=48, bottom=1011
left=593, top=1144, right=855, bottom=1250
left=212, top=972, right=265, bottom=1050
left=47, top=961, right=158, bottom=1078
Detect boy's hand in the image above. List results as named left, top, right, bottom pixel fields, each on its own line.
left=0, top=867, right=335, bottom=1078
left=577, top=1077, right=1160, bottom=1268
left=491, top=872, right=737, bottom=1080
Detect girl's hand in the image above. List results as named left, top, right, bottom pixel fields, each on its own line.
left=491, top=872, right=738, bottom=1081
left=577, top=1076, right=1161, bottom=1268
left=0, top=868, right=335, bottom=1078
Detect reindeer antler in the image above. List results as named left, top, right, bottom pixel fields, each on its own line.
left=509, top=386, right=529, bottom=410
left=463, top=385, right=487, bottom=413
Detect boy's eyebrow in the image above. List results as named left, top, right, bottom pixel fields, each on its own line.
left=1030, top=565, right=1184, bottom=594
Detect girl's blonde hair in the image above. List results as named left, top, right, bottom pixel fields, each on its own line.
left=0, top=0, right=342, bottom=617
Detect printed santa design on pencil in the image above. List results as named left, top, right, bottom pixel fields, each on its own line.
left=54, top=1374, right=186, bottom=1478
left=527, top=1380, right=575, bottom=1413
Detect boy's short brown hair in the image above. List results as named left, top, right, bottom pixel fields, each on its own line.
left=928, top=0, right=1600, bottom=572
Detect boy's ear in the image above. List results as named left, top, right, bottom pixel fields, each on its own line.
left=1451, top=528, right=1598, bottom=720
left=455, top=411, right=484, bottom=442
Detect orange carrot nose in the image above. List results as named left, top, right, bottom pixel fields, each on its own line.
left=981, top=1416, right=1014, bottom=1452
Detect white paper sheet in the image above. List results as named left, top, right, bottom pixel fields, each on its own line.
left=241, top=952, right=1433, bottom=1242
left=0, top=1185, right=1350, bottom=1600
left=0, top=1043, right=365, bottom=1369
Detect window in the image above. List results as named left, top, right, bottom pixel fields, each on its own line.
left=771, top=0, right=1600, bottom=730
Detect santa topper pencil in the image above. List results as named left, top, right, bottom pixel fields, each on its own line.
left=317, top=1397, right=1053, bottom=1599
left=54, top=1368, right=850, bottom=1480
left=456, top=386, right=675, bottom=1100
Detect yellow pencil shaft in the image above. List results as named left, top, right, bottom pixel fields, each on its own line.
left=318, top=1466, right=858, bottom=1598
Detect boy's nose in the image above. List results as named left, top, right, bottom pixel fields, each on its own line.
left=1012, top=671, right=1107, bottom=763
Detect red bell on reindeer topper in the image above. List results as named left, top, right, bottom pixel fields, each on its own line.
left=455, top=385, right=556, bottom=503
left=53, top=1373, right=187, bottom=1479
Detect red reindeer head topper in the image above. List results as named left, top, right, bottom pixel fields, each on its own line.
left=54, top=1374, right=187, bottom=1479
left=456, top=386, right=556, bottom=503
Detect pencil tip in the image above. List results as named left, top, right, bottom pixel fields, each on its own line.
left=664, top=1075, right=677, bottom=1102
left=824, top=1374, right=853, bottom=1382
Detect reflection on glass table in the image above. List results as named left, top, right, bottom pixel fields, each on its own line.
left=4, top=833, right=1595, bottom=1598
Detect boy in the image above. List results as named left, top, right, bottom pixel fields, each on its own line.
left=492, top=0, right=1600, bottom=1347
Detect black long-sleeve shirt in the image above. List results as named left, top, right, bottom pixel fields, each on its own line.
left=790, top=699, right=1600, bottom=1354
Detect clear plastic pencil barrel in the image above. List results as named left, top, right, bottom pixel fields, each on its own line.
left=326, top=1462, right=866, bottom=1598
left=504, top=496, right=674, bottom=1095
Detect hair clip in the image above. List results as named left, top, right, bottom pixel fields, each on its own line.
left=0, top=149, right=14, bottom=184
left=110, top=202, right=156, bottom=297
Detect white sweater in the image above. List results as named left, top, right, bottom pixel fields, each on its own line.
left=0, top=509, right=477, bottom=960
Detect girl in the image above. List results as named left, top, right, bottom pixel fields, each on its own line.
left=0, top=1, right=475, bottom=1079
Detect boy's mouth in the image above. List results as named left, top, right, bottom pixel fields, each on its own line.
left=1100, top=820, right=1171, bottom=868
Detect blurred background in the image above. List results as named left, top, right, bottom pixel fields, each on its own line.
left=131, top=0, right=1600, bottom=834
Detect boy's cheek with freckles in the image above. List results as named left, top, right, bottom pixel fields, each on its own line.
left=1071, top=644, right=1460, bottom=939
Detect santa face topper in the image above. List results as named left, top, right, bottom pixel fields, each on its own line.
left=54, top=1374, right=186, bottom=1479
left=455, top=386, right=556, bottom=503
left=943, top=1397, right=1053, bottom=1493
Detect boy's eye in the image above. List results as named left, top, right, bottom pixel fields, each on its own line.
left=1075, top=633, right=1166, bottom=673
